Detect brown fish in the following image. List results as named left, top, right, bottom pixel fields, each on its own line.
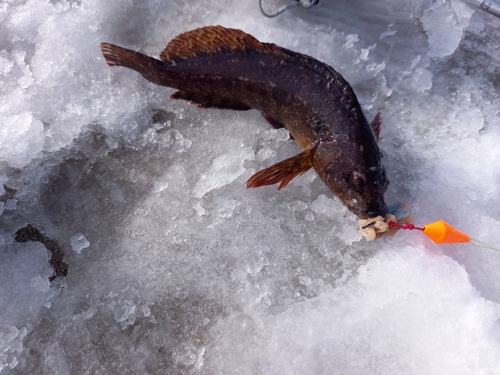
left=100, top=25, right=388, bottom=219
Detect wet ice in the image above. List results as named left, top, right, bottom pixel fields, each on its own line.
left=1, top=0, right=500, bottom=374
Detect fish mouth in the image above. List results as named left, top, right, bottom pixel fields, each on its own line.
left=353, top=201, right=388, bottom=220
left=366, top=205, right=388, bottom=219
left=366, top=209, right=387, bottom=218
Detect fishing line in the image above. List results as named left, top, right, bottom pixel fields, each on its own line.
left=259, top=0, right=421, bottom=23
left=469, top=239, right=500, bottom=253
left=257, top=0, right=500, bottom=45
left=259, top=0, right=318, bottom=18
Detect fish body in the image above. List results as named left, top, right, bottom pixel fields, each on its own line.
left=101, top=26, right=388, bottom=219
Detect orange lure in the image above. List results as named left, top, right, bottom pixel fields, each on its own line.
left=421, top=220, right=470, bottom=244
left=389, top=220, right=499, bottom=252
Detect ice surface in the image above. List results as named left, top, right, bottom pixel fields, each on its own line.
left=0, top=242, right=55, bottom=372
left=202, top=247, right=500, bottom=374
left=1, top=0, right=500, bottom=374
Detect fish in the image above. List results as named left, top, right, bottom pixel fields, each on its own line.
left=100, top=25, right=389, bottom=219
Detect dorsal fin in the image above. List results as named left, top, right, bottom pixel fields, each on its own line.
left=160, top=25, right=286, bottom=63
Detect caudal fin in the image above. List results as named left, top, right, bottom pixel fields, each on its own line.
left=100, top=42, right=155, bottom=71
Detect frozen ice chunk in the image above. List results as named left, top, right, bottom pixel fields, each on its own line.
left=173, top=343, right=205, bottom=370
left=407, top=67, right=433, bottom=92
left=0, top=326, right=27, bottom=371
left=70, top=233, right=90, bottom=254
left=366, top=61, right=386, bottom=75
left=309, top=194, right=342, bottom=220
left=4, top=199, right=17, bottom=210
left=0, top=52, right=13, bottom=75
left=141, top=305, right=151, bottom=317
left=152, top=180, right=168, bottom=194
left=256, top=146, right=275, bottom=161
left=359, top=44, right=376, bottom=61
left=0, top=112, right=44, bottom=168
left=0, top=242, right=56, bottom=328
left=192, top=147, right=254, bottom=198
left=379, top=29, right=397, bottom=40
left=113, top=303, right=136, bottom=330
left=338, top=222, right=362, bottom=244
left=421, top=0, right=473, bottom=59
left=343, top=34, right=359, bottom=49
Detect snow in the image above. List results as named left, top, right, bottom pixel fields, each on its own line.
left=1, top=0, right=500, bottom=374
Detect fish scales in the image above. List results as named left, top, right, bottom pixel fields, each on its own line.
left=101, top=25, right=388, bottom=219
left=169, top=52, right=326, bottom=147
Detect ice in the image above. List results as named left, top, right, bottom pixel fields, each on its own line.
left=0, top=53, right=13, bottom=75
left=421, top=0, right=474, bottom=60
left=112, top=302, right=136, bottom=330
left=379, top=29, right=397, bottom=40
left=1, top=0, right=500, bottom=374
left=310, top=194, right=346, bottom=220
left=0, top=113, right=44, bottom=168
left=70, top=233, right=89, bottom=254
left=202, top=247, right=500, bottom=374
left=192, top=145, right=254, bottom=198
left=0, top=326, right=27, bottom=372
left=0, top=241, right=56, bottom=372
left=343, top=34, right=359, bottom=49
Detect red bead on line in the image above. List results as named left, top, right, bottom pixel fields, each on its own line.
left=388, top=222, right=423, bottom=231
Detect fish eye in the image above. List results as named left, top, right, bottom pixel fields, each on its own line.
left=349, top=172, right=366, bottom=192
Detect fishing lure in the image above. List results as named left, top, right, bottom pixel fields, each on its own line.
left=360, top=214, right=500, bottom=252
left=389, top=220, right=500, bottom=252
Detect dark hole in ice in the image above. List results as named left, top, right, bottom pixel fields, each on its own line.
left=15, top=224, right=68, bottom=282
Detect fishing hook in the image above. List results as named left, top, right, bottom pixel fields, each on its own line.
left=259, top=0, right=319, bottom=18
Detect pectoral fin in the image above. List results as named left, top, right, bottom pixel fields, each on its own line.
left=370, top=112, right=382, bottom=141
left=247, top=142, right=317, bottom=191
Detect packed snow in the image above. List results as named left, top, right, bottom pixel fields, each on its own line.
left=1, top=0, right=500, bottom=374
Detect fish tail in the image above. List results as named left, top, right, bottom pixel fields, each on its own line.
left=101, top=43, right=159, bottom=74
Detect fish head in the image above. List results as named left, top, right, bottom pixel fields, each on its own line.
left=313, top=137, right=389, bottom=219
